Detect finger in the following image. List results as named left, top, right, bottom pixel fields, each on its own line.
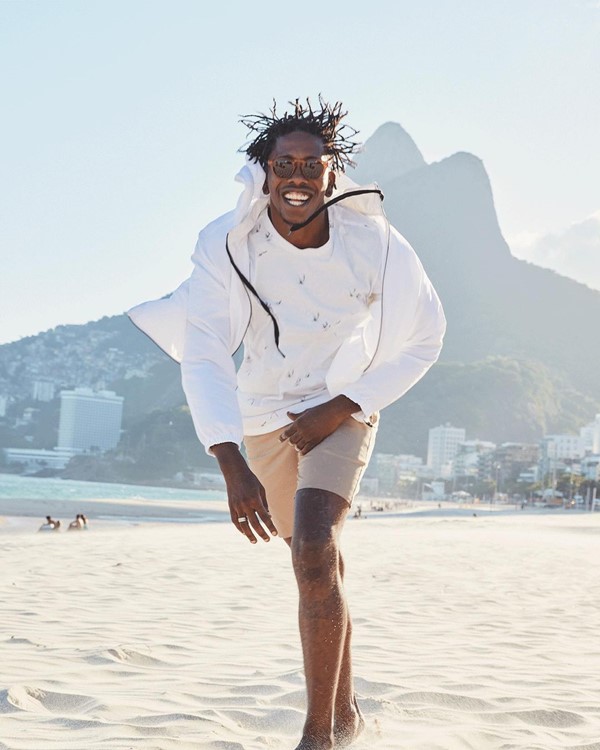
left=240, top=516, right=258, bottom=544
left=230, top=509, right=245, bottom=533
left=256, top=484, right=277, bottom=536
left=300, top=441, right=317, bottom=455
left=258, top=486, right=279, bottom=537
left=279, top=425, right=297, bottom=442
left=232, top=511, right=257, bottom=543
left=287, top=411, right=301, bottom=420
left=259, top=510, right=278, bottom=536
left=247, top=509, right=271, bottom=542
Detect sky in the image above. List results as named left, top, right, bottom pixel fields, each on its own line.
left=1, top=0, right=599, bottom=344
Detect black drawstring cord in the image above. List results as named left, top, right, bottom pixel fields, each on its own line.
left=287, top=188, right=384, bottom=233
left=225, top=236, right=286, bottom=358
left=224, top=188, right=385, bottom=359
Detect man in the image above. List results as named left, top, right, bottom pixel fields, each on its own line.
left=129, top=98, right=446, bottom=750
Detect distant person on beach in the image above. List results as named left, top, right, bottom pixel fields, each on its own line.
left=68, top=514, right=88, bottom=531
left=38, top=515, right=59, bottom=532
left=129, top=97, right=445, bottom=750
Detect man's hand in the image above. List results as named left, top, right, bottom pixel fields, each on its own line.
left=211, top=443, right=278, bottom=544
left=279, top=395, right=361, bottom=455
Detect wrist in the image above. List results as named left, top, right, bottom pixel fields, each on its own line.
left=211, top=442, right=247, bottom=471
left=329, top=395, right=360, bottom=419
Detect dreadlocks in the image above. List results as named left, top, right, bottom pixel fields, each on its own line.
left=239, top=96, right=360, bottom=173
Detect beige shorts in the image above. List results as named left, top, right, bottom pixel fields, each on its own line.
left=244, top=416, right=378, bottom=539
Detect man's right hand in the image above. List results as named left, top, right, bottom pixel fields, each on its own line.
left=211, top=442, right=278, bottom=544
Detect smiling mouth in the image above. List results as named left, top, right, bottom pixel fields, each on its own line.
left=282, top=191, right=312, bottom=207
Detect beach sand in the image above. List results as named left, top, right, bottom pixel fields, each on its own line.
left=1, top=504, right=600, bottom=749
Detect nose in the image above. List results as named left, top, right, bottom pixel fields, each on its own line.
left=287, top=169, right=305, bottom=183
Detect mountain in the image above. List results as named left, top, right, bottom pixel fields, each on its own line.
left=509, top=211, right=600, bottom=292
left=1, top=123, right=599, bottom=472
left=352, top=127, right=600, bottom=400
left=351, top=122, right=426, bottom=185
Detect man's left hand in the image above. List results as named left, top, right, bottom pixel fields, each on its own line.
left=279, top=396, right=360, bottom=455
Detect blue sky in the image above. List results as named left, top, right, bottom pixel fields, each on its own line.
left=1, top=0, right=599, bottom=344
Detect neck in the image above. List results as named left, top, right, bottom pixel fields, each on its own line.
left=268, top=206, right=330, bottom=249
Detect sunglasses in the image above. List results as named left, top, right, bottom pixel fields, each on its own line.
left=267, top=156, right=330, bottom=180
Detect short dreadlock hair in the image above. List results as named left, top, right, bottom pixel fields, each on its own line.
left=239, top=96, right=360, bottom=173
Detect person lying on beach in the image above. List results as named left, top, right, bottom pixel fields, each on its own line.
left=68, top=514, right=88, bottom=531
left=129, top=96, right=446, bottom=750
left=38, top=515, right=59, bottom=532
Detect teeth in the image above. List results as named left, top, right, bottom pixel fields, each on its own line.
left=283, top=192, right=310, bottom=207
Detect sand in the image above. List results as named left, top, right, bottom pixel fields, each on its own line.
left=1, top=503, right=600, bottom=750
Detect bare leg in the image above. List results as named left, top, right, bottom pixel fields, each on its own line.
left=332, top=552, right=365, bottom=747
left=290, top=488, right=350, bottom=750
left=284, top=543, right=363, bottom=746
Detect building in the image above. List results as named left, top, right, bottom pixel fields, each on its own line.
left=32, top=379, right=56, bottom=402
left=581, top=455, right=600, bottom=481
left=373, top=453, right=424, bottom=494
left=3, top=447, right=77, bottom=473
left=57, top=388, right=124, bottom=452
left=427, top=424, right=466, bottom=479
left=489, top=442, right=541, bottom=486
left=580, top=415, right=600, bottom=455
left=540, top=434, right=584, bottom=478
left=452, top=440, right=496, bottom=480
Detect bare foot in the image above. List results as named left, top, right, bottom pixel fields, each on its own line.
left=333, top=696, right=365, bottom=748
left=294, top=731, right=334, bottom=750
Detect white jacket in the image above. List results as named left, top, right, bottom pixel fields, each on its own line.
left=128, top=160, right=447, bottom=454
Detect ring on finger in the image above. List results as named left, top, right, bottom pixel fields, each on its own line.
left=238, top=516, right=248, bottom=523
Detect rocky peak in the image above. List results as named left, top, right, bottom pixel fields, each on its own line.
left=350, top=122, right=426, bottom=186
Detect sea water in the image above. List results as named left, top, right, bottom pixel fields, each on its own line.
left=0, top=473, right=226, bottom=504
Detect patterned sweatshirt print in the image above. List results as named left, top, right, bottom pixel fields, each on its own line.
left=237, top=209, right=380, bottom=435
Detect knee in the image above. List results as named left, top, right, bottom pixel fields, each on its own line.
left=292, top=531, right=339, bottom=588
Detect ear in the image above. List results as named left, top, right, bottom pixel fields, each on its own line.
left=325, top=172, right=336, bottom=197
left=262, top=179, right=269, bottom=195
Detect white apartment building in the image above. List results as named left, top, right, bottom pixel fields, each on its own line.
left=581, top=455, right=600, bottom=481
left=580, top=414, right=600, bottom=455
left=452, top=439, right=496, bottom=479
left=427, top=424, right=466, bottom=479
left=57, top=388, right=124, bottom=452
left=539, top=433, right=584, bottom=477
left=32, top=379, right=56, bottom=402
left=373, top=453, right=425, bottom=493
left=541, top=434, right=584, bottom=461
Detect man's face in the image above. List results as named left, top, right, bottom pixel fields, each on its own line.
left=264, top=131, right=335, bottom=231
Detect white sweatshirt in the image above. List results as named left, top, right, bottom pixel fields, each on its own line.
left=238, top=209, right=381, bottom=434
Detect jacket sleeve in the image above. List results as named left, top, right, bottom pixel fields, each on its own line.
left=340, top=228, right=446, bottom=417
left=180, top=236, right=244, bottom=455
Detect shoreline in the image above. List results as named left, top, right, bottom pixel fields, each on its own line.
left=1, top=493, right=595, bottom=536
left=0, top=494, right=231, bottom=534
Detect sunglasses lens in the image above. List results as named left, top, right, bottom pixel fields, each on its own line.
left=270, top=158, right=326, bottom=179
left=301, top=160, right=324, bottom=179
left=272, top=159, right=294, bottom=178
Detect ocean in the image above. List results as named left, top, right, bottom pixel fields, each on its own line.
left=0, top=473, right=227, bottom=504
left=0, top=473, right=230, bottom=531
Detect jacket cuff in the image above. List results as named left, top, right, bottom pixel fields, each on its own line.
left=339, top=389, right=375, bottom=425
left=206, top=435, right=243, bottom=457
